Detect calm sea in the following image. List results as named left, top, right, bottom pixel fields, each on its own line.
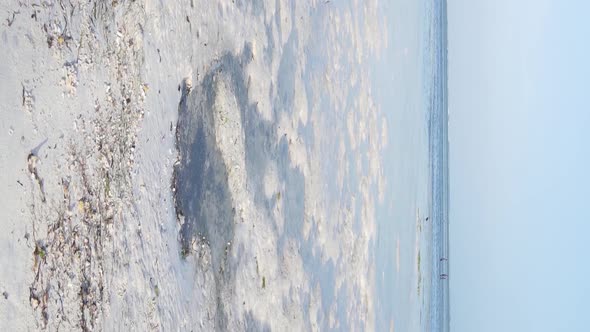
left=425, top=0, right=450, bottom=331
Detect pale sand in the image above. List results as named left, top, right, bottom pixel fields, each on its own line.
left=0, top=0, right=388, bottom=330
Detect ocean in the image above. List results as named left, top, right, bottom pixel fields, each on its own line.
left=426, top=0, right=450, bottom=331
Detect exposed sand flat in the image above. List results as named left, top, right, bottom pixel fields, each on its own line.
left=0, top=0, right=388, bottom=330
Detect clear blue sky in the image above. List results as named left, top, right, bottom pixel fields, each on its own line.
left=449, top=0, right=590, bottom=331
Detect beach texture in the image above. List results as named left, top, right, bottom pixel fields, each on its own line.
left=0, top=0, right=388, bottom=330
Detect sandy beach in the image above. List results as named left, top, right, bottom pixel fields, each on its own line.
left=0, top=0, right=388, bottom=330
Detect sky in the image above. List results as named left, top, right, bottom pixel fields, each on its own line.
left=449, top=0, right=590, bottom=331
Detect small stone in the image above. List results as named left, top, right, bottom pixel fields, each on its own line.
left=2, top=291, right=8, bottom=299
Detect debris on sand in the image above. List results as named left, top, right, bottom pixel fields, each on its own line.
left=27, top=153, right=46, bottom=203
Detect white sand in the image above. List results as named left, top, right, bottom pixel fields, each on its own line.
left=0, top=0, right=388, bottom=330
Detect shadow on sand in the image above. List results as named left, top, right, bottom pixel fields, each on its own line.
left=173, top=38, right=341, bottom=329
